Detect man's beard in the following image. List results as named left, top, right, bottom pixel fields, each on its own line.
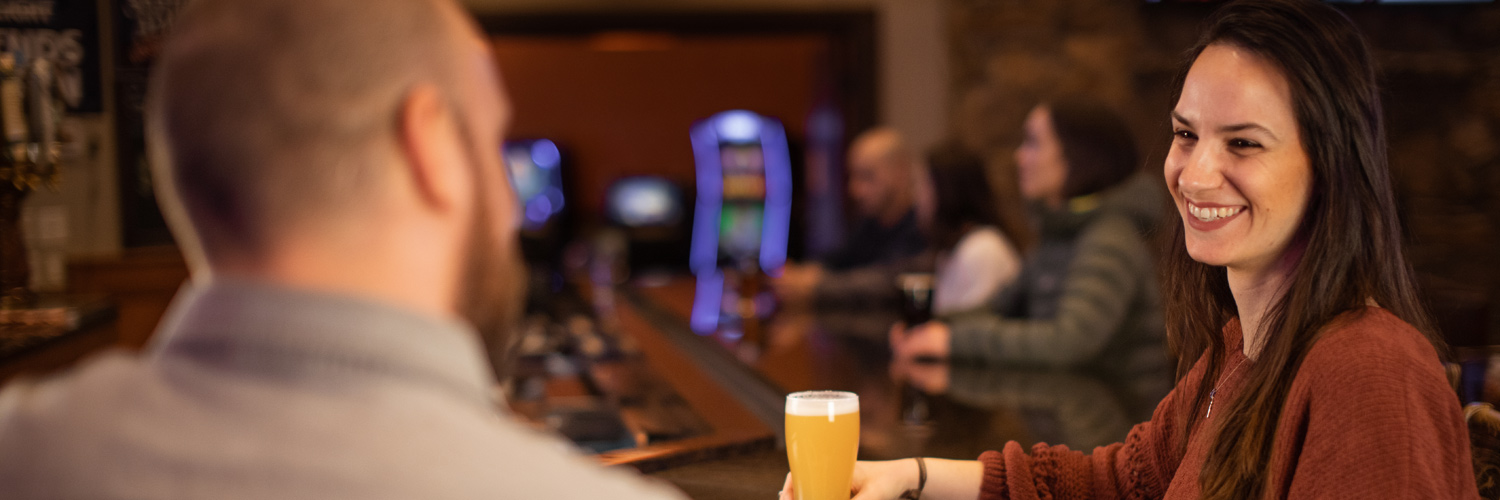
left=458, top=176, right=527, bottom=381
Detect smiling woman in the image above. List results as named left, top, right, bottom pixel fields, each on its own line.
left=779, top=1, right=1483, bottom=499
left=1158, top=0, right=1470, bottom=496
left=1166, top=42, right=1315, bottom=345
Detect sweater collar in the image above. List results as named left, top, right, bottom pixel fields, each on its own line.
left=1223, top=317, right=1245, bottom=355
left=149, top=278, right=497, bottom=407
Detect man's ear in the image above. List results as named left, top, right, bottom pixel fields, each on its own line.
left=396, top=84, right=468, bottom=214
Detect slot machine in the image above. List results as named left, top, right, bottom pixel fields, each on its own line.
left=504, top=138, right=567, bottom=235
left=687, top=110, right=792, bottom=335
left=504, top=138, right=570, bottom=301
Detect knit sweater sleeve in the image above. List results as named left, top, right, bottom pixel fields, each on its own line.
left=975, top=359, right=1201, bottom=500
left=947, top=214, right=1150, bottom=367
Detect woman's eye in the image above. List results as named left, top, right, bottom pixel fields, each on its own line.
left=1173, top=130, right=1196, bottom=141
left=1229, top=138, right=1262, bottom=149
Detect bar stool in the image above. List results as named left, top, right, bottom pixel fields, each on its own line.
left=1465, top=402, right=1500, bottom=499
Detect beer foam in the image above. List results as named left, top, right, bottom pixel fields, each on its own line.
left=786, top=391, right=859, bottom=416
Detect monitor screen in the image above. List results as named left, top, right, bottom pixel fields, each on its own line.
left=504, top=139, right=566, bottom=231
left=606, top=176, right=684, bottom=228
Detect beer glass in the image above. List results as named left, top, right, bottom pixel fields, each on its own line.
left=897, top=273, right=935, bottom=326
left=785, top=391, right=859, bottom=500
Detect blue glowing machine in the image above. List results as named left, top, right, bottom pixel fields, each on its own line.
left=687, top=110, right=793, bottom=334
left=504, top=138, right=566, bottom=232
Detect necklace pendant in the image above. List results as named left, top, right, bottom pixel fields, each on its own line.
left=1206, top=389, right=1217, bottom=418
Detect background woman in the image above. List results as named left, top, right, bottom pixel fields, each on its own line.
left=918, top=145, right=1022, bottom=315
left=788, top=0, right=1479, bottom=498
left=891, top=97, right=1168, bottom=375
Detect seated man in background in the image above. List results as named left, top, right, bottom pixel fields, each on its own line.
left=0, top=0, right=682, bottom=498
left=774, top=128, right=928, bottom=307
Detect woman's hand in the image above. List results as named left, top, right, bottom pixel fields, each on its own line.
left=889, top=322, right=953, bottom=361
left=779, top=459, right=920, bottom=500
left=890, top=355, right=951, bottom=395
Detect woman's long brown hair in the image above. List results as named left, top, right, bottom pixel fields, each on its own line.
left=1159, top=1, right=1445, bottom=498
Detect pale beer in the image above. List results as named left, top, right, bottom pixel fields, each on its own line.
left=785, top=391, right=859, bottom=500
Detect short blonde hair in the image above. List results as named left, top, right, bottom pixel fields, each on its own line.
left=147, top=0, right=467, bottom=263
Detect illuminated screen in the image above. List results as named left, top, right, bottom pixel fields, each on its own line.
left=716, top=143, right=767, bottom=262
left=720, top=145, right=766, bottom=200
left=606, top=176, right=683, bottom=228
left=718, top=203, right=764, bottom=261
left=504, top=139, right=565, bottom=231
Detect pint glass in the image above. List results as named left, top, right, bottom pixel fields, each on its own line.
left=896, top=273, right=935, bottom=326
left=785, top=391, right=859, bottom=500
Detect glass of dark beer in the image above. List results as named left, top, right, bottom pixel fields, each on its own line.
left=896, top=273, right=935, bottom=326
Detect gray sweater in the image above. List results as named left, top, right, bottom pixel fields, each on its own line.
left=946, top=173, right=1169, bottom=377
left=0, top=280, right=683, bottom=500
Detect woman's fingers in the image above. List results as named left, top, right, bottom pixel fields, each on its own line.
left=890, top=323, right=914, bottom=359
left=906, top=322, right=952, bottom=360
left=783, top=460, right=918, bottom=500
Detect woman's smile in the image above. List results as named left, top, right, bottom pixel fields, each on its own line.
left=1184, top=200, right=1246, bottom=231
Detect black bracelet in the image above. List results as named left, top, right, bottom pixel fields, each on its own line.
left=899, top=457, right=927, bottom=500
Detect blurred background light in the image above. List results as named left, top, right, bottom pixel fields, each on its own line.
left=714, top=110, right=761, bottom=143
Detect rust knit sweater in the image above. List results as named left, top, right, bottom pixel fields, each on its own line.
left=977, top=307, right=1479, bottom=499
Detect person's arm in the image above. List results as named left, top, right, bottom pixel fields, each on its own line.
left=811, top=251, right=936, bottom=310
left=780, top=358, right=1207, bottom=500
left=777, top=397, right=1186, bottom=500
left=812, top=265, right=900, bottom=309
left=946, top=215, right=1150, bottom=367
left=780, top=458, right=983, bottom=500
left=966, top=375, right=1190, bottom=500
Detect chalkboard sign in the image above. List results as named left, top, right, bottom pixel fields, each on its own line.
left=0, top=0, right=101, bottom=113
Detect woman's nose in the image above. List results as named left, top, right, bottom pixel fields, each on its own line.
left=1176, top=148, right=1224, bottom=196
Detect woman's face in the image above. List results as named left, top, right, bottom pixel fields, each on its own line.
left=1166, top=43, right=1313, bottom=275
left=1015, top=106, right=1068, bottom=206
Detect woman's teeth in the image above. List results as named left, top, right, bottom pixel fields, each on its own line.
left=1188, top=203, right=1243, bottom=222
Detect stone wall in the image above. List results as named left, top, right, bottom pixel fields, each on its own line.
left=947, top=0, right=1500, bottom=343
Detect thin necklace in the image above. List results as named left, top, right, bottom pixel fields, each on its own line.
left=1206, top=356, right=1246, bottom=419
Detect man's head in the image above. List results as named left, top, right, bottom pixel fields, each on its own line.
left=846, top=127, right=917, bottom=224
left=148, top=0, right=525, bottom=374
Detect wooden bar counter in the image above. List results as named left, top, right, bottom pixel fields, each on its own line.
left=622, top=277, right=1173, bottom=499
